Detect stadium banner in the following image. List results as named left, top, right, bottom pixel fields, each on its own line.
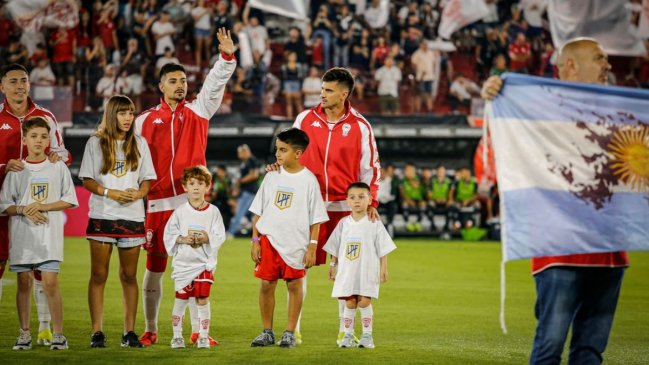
left=438, top=0, right=490, bottom=40
left=487, top=73, right=649, bottom=261
left=64, top=186, right=90, bottom=237
left=548, top=0, right=646, bottom=56
left=248, top=0, right=308, bottom=20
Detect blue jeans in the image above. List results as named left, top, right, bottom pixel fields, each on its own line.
left=530, top=266, right=625, bottom=365
left=228, top=190, right=256, bottom=236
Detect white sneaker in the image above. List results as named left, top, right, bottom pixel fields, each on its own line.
left=338, top=332, right=357, bottom=348
left=196, top=336, right=210, bottom=349
left=170, top=337, right=185, bottom=349
left=13, top=330, right=32, bottom=350
left=358, top=333, right=375, bottom=349
left=50, top=334, right=68, bottom=350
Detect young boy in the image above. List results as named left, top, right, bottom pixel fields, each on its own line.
left=0, top=117, right=78, bottom=350
left=323, top=182, right=396, bottom=349
left=163, top=166, right=226, bottom=349
left=249, top=128, right=328, bottom=348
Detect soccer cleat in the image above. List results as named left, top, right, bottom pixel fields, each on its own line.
left=250, top=330, right=275, bottom=347
left=170, top=337, right=185, bottom=349
left=358, top=333, right=375, bottom=349
left=338, top=332, right=357, bottom=348
left=90, top=331, right=106, bottom=348
left=196, top=336, right=210, bottom=349
left=278, top=331, right=296, bottom=348
left=121, top=331, right=143, bottom=348
left=37, top=329, right=53, bottom=346
left=336, top=331, right=359, bottom=345
left=139, top=332, right=158, bottom=346
left=294, top=331, right=302, bottom=345
left=50, top=334, right=68, bottom=350
left=13, top=330, right=32, bottom=350
left=190, top=332, right=219, bottom=346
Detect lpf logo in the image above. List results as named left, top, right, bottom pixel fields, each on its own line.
left=345, top=241, right=361, bottom=261
left=111, top=159, right=127, bottom=177
left=30, top=178, right=49, bottom=202
left=274, top=187, right=294, bottom=210
left=188, top=224, right=205, bottom=237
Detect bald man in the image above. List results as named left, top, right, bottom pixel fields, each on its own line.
left=482, top=38, right=628, bottom=365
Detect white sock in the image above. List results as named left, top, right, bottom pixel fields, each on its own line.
left=172, top=298, right=188, bottom=338
left=34, top=279, right=51, bottom=331
left=188, top=297, right=199, bottom=333
left=197, top=302, right=210, bottom=338
left=359, top=304, right=373, bottom=334
left=294, top=274, right=307, bottom=333
left=142, top=270, right=164, bottom=333
left=343, top=307, right=356, bottom=335
left=338, top=300, right=346, bottom=333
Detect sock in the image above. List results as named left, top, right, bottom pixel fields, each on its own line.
left=294, top=274, right=307, bottom=334
left=197, top=302, right=210, bottom=338
left=343, top=307, right=356, bottom=335
left=172, top=298, right=188, bottom=338
left=359, top=304, right=373, bottom=334
left=338, top=299, right=346, bottom=333
left=34, top=278, right=51, bottom=331
left=188, top=297, right=199, bottom=333
left=142, top=270, right=164, bottom=333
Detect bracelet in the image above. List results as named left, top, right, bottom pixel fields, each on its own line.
left=103, top=188, right=109, bottom=196
left=329, top=261, right=337, bottom=267
left=251, top=236, right=260, bottom=243
left=309, top=239, right=318, bottom=245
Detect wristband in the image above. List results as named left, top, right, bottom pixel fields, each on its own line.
left=251, top=236, right=260, bottom=243
left=329, top=261, right=337, bottom=267
left=103, top=188, right=109, bottom=196
left=309, top=239, right=318, bottom=245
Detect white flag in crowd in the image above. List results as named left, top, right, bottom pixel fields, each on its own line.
left=248, top=0, right=308, bottom=20
left=438, top=0, right=490, bottom=39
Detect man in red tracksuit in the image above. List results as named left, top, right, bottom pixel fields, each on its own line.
left=292, top=67, right=381, bottom=344
left=134, top=28, right=235, bottom=346
left=0, top=63, right=71, bottom=346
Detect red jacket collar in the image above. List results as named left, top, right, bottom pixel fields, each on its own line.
left=314, top=100, right=352, bottom=123
left=2, top=97, right=36, bottom=118
left=159, top=97, right=186, bottom=112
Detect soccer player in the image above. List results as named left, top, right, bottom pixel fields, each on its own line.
left=324, top=182, right=396, bottom=349
left=0, top=117, right=78, bottom=350
left=0, top=63, right=71, bottom=347
left=249, top=128, right=329, bottom=348
left=134, top=28, right=235, bottom=346
left=79, top=95, right=156, bottom=348
left=164, top=166, right=226, bottom=349
left=481, top=38, right=628, bottom=364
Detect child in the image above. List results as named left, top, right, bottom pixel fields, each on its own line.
left=78, top=95, right=156, bottom=348
left=163, top=166, right=226, bottom=349
left=0, top=117, right=78, bottom=350
left=249, top=128, right=328, bottom=348
left=323, top=182, right=396, bottom=349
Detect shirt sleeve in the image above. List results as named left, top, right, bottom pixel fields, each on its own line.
left=137, top=136, right=158, bottom=182
left=309, top=176, right=329, bottom=225
left=163, top=210, right=182, bottom=256
left=78, top=137, right=97, bottom=180
left=208, top=206, right=226, bottom=253
left=44, top=114, right=71, bottom=164
left=190, top=54, right=237, bottom=119
left=322, top=219, right=343, bottom=257
left=375, top=221, right=397, bottom=257
left=59, top=163, right=79, bottom=208
left=0, top=172, right=18, bottom=213
left=248, top=175, right=266, bottom=216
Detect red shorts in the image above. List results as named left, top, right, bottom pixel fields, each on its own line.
left=144, top=210, right=174, bottom=255
left=315, top=211, right=351, bottom=265
left=254, top=235, right=305, bottom=281
left=175, top=270, right=214, bottom=299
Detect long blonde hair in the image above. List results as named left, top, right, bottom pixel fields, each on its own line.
left=96, top=95, right=140, bottom=175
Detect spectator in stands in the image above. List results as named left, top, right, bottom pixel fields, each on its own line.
left=538, top=42, right=555, bottom=78
left=133, top=0, right=157, bottom=56
left=311, top=5, right=334, bottom=70
left=281, top=51, right=306, bottom=119
left=333, top=5, right=353, bottom=68
left=477, top=28, right=507, bottom=79
left=449, top=73, right=481, bottom=113
left=411, top=41, right=438, bottom=113
left=490, top=54, right=508, bottom=76
left=397, top=1, right=418, bottom=26
left=285, top=27, right=307, bottom=66
left=230, top=67, right=254, bottom=112
left=388, top=43, right=405, bottom=70
left=401, top=13, right=423, bottom=55
left=120, top=38, right=148, bottom=111
left=95, top=64, right=119, bottom=110
left=86, top=37, right=108, bottom=112
left=370, top=36, right=389, bottom=71
left=155, top=47, right=180, bottom=76
left=375, top=56, right=402, bottom=115
left=227, top=144, right=260, bottom=238
left=350, top=29, right=371, bottom=71
left=506, top=5, right=527, bottom=41
left=151, top=11, right=176, bottom=56
left=400, top=163, right=427, bottom=232
left=427, top=164, right=452, bottom=232
left=449, top=167, right=479, bottom=230
left=302, top=66, right=322, bottom=109
left=363, top=0, right=389, bottom=34
left=378, top=164, right=398, bottom=237
left=29, top=58, right=57, bottom=109
left=0, top=8, right=15, bottom=53
left=7, top=36, right=28, bottom=69
left=247, top=50, right=267, bottom=114
left=508, top=32, right=532, bottom=73
left=162, top=0, right=187, bottom=36
left=50, top=27, right=76, bottom=87
left=211, top=165, right=234, bottom=230
left=311, top=35, right=326, bottom=69
left=192, top=0, right=213, bottom=68
left=213, top=0, right=234, bottom=55
left=97, top=2, right=119, bottom=62
left=420, top=1, right=440, bottom=39
left=243, top=12, right=269, bottom=56
left=30, top=44, right=48, bottom=69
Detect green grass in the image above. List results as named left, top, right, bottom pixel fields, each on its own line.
left=0, top=238, right=647, bottom=364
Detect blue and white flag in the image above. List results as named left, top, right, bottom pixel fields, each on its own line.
left=487, top=73, right=649, bottom=262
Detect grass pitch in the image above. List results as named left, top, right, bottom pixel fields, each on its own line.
left=0, top=238, right=647, bottom=364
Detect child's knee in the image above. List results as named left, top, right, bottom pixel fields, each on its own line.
left=358, top=296, right=372, bottom=308
left=196, top=297, right=209, bottom=305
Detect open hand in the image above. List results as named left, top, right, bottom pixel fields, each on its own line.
left=216, top=28, right=234, bottom=56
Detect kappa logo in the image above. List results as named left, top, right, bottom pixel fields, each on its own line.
left=0, top=123, right=12, bottom=130
left=345, top=241, right=361, bottom=261
left=152, top=118, right=164, bottom=124
left=311, top=121, right=322, bottom=128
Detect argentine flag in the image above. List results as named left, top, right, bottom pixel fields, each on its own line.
left=487, top=73, right=649, bottom=262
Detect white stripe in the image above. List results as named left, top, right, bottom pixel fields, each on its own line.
left=134, top=111, right=151, bottom=136
left=293, top=109, right=311, bottom=129
left=148, top=194, right=188, bottom=213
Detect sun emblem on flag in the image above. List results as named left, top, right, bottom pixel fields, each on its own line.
left=607, top=124, right=649, bottom=192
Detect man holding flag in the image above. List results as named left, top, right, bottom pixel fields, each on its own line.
left=482, top=38, right=630, bottom=365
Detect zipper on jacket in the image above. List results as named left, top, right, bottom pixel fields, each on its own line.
left=169, top=110, right=177, bottom=196
left=323, top=126, right=333, bottom=202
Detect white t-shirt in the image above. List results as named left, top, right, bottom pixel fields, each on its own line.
left=155, top=56, right=181, bottom=71
left=249, top=167, right=329, bottom=270
left=164, top=202, right=226, bottom=290
left=323, top=215, right=396, bottom=299
left=245, top=25, right=268, bottom=54
left=302, top=76, right=322, bottom=108
left=0, top=160, right=78, bottom=264
left=78, top=135, right=156, bottom=221
left=151, top=20, right=176, bottom=55
left=374, top=65, right=402, bottom=97
left=191, top=6, right=211, bottom=30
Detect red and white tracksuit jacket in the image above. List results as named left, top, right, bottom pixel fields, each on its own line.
left=135, top=55, right=236, bottom=213
left=293, top=101, right=381, bottom=211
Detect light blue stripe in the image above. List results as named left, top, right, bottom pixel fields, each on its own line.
left=491, top=73, right=649, bottom=124
left=502, top=188, right=649, bottom=261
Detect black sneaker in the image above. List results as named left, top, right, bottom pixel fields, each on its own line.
left=250, top=329, right=275, bottom=347
left=90, top=331, right=106, bottom=348
left=121, top=331, right=143, bottom=348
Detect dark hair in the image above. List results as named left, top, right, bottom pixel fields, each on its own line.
left=346, top=182, right=370, bottom=194
left=22, top=117, right=51, bottom=135
left=159, top=63, right=186, bottom=80
left=181, top=165, right=212, bottom=186
left=435, top=163, right=446, bottom=169
left=322, top=67, right=355, bottom=97
left=1, top=64, right=28, bottom=79
left=276, top=128, right=309, bottom=152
